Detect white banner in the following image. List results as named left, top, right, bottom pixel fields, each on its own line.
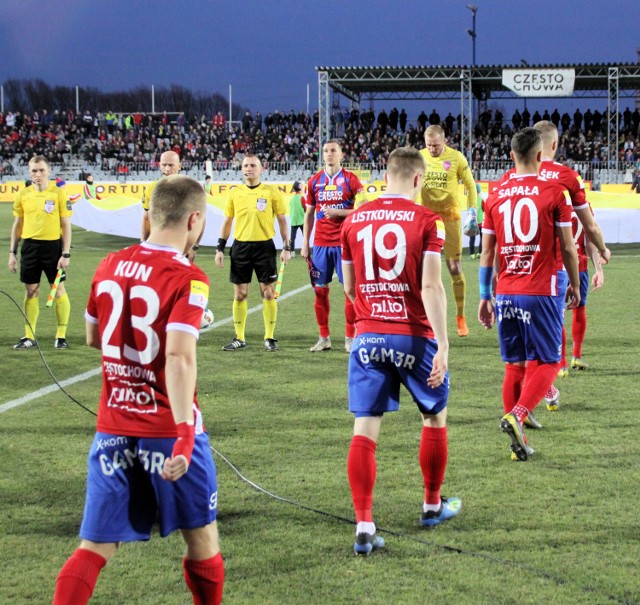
left=502, top=69, right=576, bottom=97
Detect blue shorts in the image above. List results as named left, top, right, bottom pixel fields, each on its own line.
left=496, top=294, right=562, bottom=363
left=578, top=270, right=589, bottom=307
left=80, top=431, right=218, bottom=543
left=311, top=245, right=343, bottom=285
left=348, top=333, right=449, bottom=417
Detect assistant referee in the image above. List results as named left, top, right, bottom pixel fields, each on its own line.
left=8, top=155, right=73, bottom=349
left=215, top=154, right=291, bottom=352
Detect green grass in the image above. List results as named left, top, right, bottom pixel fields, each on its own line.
left=1, top=202, right=639, bottom=605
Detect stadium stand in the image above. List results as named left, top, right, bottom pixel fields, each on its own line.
left=1, top=107, right=639, bottom=185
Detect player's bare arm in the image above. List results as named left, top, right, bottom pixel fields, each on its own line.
left=301, top=205, right=315, bottom=260
left=575, top=206, right=610, bottom=264
left=8, top=216, right=22, bottom=273
left=58, top=216, right=72, bottom=270
left=215, top=216, right=233, bottom=269
left=557, top=224, right=581, bottom=309
left=323, top=207, right=354, bottom=220
left=86, top=320, right=101, bottom=349
left=162, top=330, right=198, bottom=482
left=277, top=214, right=292, bottom=265
left=342, top=262, right=356, bottom=303
left=421, top=254, right=449, bottom=388
left=586, top=238, right=604, bottom=290
left=478, top=233, right=497, bottom=329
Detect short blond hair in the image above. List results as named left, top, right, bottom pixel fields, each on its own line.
left=150, top=175, right=206, bottom=229
left=424, top=124, right=445, bottom=139
left=29, top=155, right=51, bottom=169
left=533, top=120, right=558, bottom=146
left=386, top=147, right=425, bottom=180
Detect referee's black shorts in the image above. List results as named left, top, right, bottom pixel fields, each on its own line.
left=19, top=238, right=63, bottom=285
left=229, top=240, right=278, bottom=285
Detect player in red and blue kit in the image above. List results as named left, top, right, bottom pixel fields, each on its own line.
left=497, top=120, right=609, bottom=409
left=557, top=205, right=604, bottom=376
left=341, top=147, right=462, bottom=556
left=53, top=176, right=224, bottom=605
left=302, top=139, right=364, bottom=353
left=479, top=128, right=580, bottom=461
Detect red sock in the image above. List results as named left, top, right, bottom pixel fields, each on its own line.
left=519, top=360, right=560, bottom=412
left=572, top=306, right=587, bottom=358
left=502, top=364, right=526, bottom=414
left=344, top=294, right=356, bottom=338
left=561, top=325, right=567, bottom=367
left=347, top=435, right=377, bottom=523
left=53, top=548, right=107, bottom=605
left=314, top=286, right=330, bottom=338
left=419, top=426, right=448, bottom=505
left=183, top=552, right=225, bottom=605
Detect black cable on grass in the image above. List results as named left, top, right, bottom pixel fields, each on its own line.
left=2, top=288, right=636, bottom=605
left=0, top=289, right=97, bottom=417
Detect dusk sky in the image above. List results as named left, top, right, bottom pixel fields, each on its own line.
left=1, top=0, right=637, bottom=117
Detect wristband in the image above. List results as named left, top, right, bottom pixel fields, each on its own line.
left=61, top=252, right=71, bottom=258
left=172, top=422, right=195, bottom=464
left=216, top=237, right=227, bottom=252
left=10, top=249, right=17, bottom=255
left=192, top=245, right=199, bottom=251
left=479, top=266, right=493, bottom=300
left=283, top=243, right=291, bottom=252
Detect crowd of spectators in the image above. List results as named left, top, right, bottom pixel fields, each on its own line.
left=2, top=104, right=640, bottom=179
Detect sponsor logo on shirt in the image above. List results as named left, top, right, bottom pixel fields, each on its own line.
left=505, top=254, right=534, bottom=275
left=367, top=294, right=408, bottom=320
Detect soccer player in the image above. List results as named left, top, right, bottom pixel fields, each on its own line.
left=215, top=154, right=291, bottom=352
left=53, top=175, right=224, bottom=605
left=557, top=207, right=604, bottom=376
left=341, top=147, right=462, bottom=555
left=301, top=139, right=365, bottom=353
left=420, top=125, right=478, bottom=337
left=8, top=155, right=72, bottom=349
left=478, top=128, right=580, bottom=461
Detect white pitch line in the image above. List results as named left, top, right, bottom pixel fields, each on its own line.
left=0, top=283, right=312, bottom=414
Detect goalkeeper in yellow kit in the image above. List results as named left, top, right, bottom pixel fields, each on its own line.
left=420, top=125, right=478, bottom=336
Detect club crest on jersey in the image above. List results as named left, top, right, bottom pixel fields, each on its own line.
left=44, top=199, right=55, bottom=213
left=256, top=198, right=267, bottom=211
left=335, top=177, right=344, bottom=186
left=442, top=161, right=451, bottom=171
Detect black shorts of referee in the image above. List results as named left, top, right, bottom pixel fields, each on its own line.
left=229, top=240, right=278, bottom=285
left=19, top=238, right=65, bottom=285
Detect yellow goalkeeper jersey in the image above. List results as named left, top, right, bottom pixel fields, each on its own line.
left=419, top=146, right=477, bottom=222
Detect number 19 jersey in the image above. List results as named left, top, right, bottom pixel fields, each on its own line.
left=85, top=242, right=210, bottom=438
left=341, top=195, right=445, bottom=338
left=483, top=174, right=573, bottom=296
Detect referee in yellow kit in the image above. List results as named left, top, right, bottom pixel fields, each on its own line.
left=8, top=155, right=73, bottom=349
left=215, top=154, right=291, bottom=351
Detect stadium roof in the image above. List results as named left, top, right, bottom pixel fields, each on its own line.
left=315, top=62, right=640, bottom=101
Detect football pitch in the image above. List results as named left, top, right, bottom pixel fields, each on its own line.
left=1, top=203, right=639, bottom=605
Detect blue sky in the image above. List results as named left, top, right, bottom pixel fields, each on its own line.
left=0, top=0, right=637, bottom=117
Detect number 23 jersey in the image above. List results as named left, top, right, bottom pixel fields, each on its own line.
left=85, top=242, right=209, bottom=437
left=341, top=195, right=444, bottom=338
